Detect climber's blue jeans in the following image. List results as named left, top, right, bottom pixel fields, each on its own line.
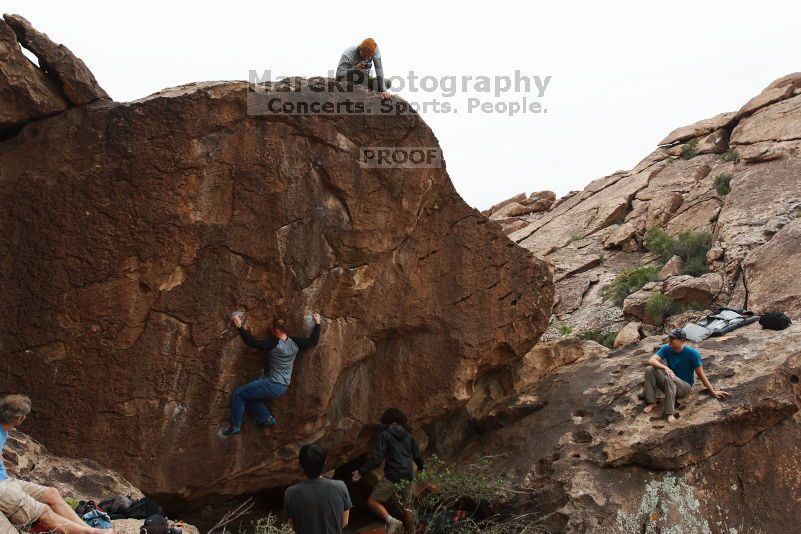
left=230, top=377, right=288, bottom=427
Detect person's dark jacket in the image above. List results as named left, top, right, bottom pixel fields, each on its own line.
left=359, top=423, right=424, bottom=483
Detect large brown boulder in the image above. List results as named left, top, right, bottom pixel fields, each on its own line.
left=743, top=218, right=801, bottom=318
left=0, top=19, right=67, bottom=129
left=0, top=79, right=552, bottom=502
left=3, top=14, right=109, bottom=105
left=3, top=430, right=143, bottom=502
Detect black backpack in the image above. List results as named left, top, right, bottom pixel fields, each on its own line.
left=140, top=515, right=168, bottom=534
left=98, top=495, right=134, bottom=519
left=759, top=311, right=792, bottom=331
left=126, top=497, right=163, bottom=520
left=74, top=500, right=98, bottom=516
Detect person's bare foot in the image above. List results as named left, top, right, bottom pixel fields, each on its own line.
left=643, top=403, right=657, bottom=414
left=666, top=414, right=677, bottom=423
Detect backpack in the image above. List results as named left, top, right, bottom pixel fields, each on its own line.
left=74, top=500, right=98, bottom=517
left=125, top=497, right=164, bottom=520
left=759, top=311, right=792, bottom=331
left=82, top=509, right=112, bottom=529
left=140, top=515, right=168, bottom=534
left=98, top=495, right=134, bottom=519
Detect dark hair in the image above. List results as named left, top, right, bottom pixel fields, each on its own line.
left=380, top=408, right=408, bottom=428
left=298, top=443, right=326, bottom=478
left=272, top=319, right=289, bottom=334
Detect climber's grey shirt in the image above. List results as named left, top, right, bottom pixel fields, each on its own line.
left=335, top=44, right=384, bottom=90
left=237, top=323, right=321, bottom=385
left=284, top=477, right=352, bottom=534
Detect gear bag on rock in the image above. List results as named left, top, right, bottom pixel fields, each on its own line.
left=759, top=311, right=792, bottom=331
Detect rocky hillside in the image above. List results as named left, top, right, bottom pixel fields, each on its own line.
left=456, top=323, right=801, bottom=532
left=0, top=15, right=552, bottom=503
left=487, top=73, right=801, bottom=342
left=458, top=75, right=801, bottom=532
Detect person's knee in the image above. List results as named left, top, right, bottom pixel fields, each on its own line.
left=41, top=487, right=61, bottom=505
left=645, top=366, right=655, bottom=378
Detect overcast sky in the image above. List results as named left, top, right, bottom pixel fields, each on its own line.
left=6, top=1, right=799, bottom=209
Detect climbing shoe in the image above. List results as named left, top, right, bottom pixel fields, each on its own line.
left=221, top=426, right=241, bottom=436
left=259, top=417, right=277, bottom=428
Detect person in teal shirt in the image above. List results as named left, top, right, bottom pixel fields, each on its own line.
left=643, top=329, right=729, bottom=423
left=0, top=395, right=112, bottom=534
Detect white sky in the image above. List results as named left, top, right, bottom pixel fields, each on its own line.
left=5, top=0, right=799, bottom=209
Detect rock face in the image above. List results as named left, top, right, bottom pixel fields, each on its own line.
left=454, top=323, right=801, bottom=532
left=508, top=72, right=801, bottom=342
left=3, top=14, right=109, bottom=105
left=0, top=19, right=67, bottom=129
left=0, top=16, right=552, bottom=502
left=3, top=430, right=143, bottom=502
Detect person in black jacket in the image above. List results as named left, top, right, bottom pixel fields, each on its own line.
left=352, top=408, right=424, bottom=534
left=221, top=313, right=321, bottom=436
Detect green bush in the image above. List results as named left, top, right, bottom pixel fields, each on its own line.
left=578, top=330, right=618, bottom=349
left=555, top=323, right=573, bottom=336
left=680, top=139, right=699, bottom=160
left=400, top=455, right=547, bottom=533
left=250, top=515, right=293, bottom=534
left=645, top=293, right=700, bottom=324
left=720, top=148, right=739, bottom=162
left=645, top=293, right=682, bottom=323
left=603, top=266, right=660, bottom=305
left=714, top=172, right=733, bottom=196
left=644, top=228, right=714, bottom=276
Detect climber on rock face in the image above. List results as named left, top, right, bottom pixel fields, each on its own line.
left=643, top=328, right=729, bottom=423
left=335, top=37, right=391, bottom=100
left=221, top=313, right=322, bottom=436
left=352, top=408, right=424, bottom=534
left=0, top=395, right=113, bottom=534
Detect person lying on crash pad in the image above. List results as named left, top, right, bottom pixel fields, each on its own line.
left=222, top=313, right=321, bottom=436
left=643, top=328, right=729, bottom=423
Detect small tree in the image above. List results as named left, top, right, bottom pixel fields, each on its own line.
left=680, top=139, right=699, bottom=160
left=645, top=228, right=714, bottom=277
left=400, top=455, right=547, bottom=533
left=714, top=172, right=733, bottom=196
left=250, top=516, right=293, bottom=534
left=603, top=266, right=660, bottom=305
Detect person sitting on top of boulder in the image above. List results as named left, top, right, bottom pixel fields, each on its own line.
left=0, top=395, right=113, bottom=534
left=643, top=328, right=729, bottom=423
left=335, top=37, right=391, bottom=100
left=352, top=408, right=424, bottom=534
left=222, top=312, right=322, bottom=436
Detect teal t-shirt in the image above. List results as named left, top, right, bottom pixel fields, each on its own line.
left=656, top=344, right=703, bottom=385
left=0, top=426, right=8, bottom=481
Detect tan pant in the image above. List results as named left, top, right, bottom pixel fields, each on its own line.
left=370, top=478, right=412, bottom=506
left=0, top=513, right=18, bottom=534
left=644, top=366, right=692, bottom=416
left=0, top=479, right=48, bottom=527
